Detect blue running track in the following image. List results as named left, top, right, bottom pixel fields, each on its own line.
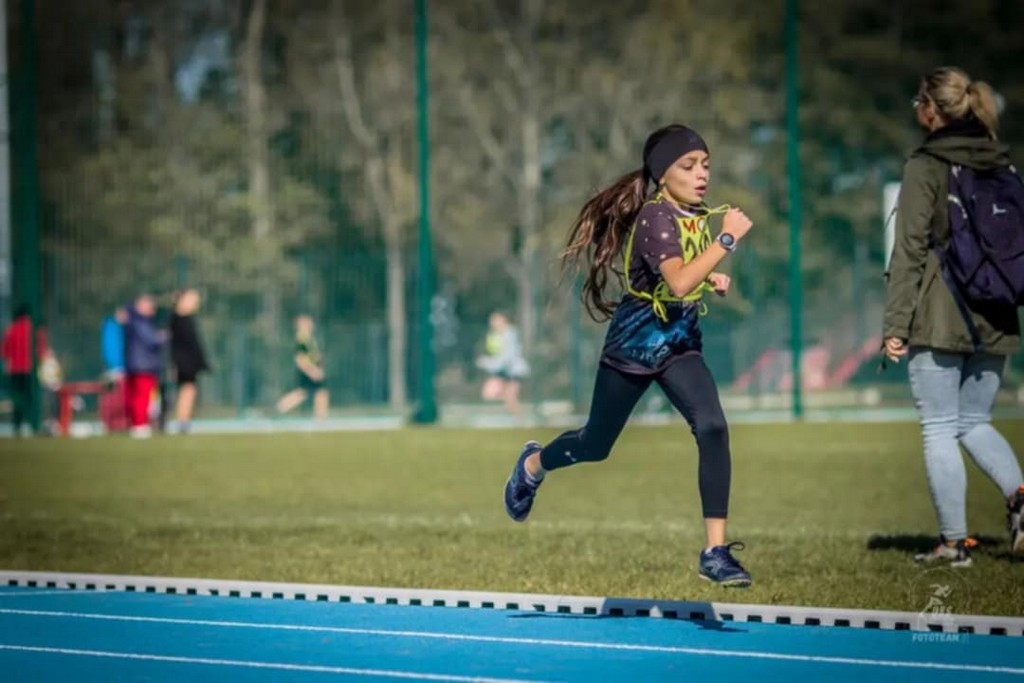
left=0, top=585, right=1020, bottom=682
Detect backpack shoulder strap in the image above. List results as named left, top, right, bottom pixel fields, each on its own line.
left=911, top=156, right=986, bottom=350
left=931, top=163, right=985, bottom=351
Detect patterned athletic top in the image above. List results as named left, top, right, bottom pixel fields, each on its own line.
left=600, top=194, right=716, bottom=375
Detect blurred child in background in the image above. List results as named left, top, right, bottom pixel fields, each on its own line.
left=170, top=289, right=210, bottom=434
left=476, top=311, right=529, bottom=415
left=124, top=294, right=166, bottom=438
left=276, top=314, right=329, bottom=419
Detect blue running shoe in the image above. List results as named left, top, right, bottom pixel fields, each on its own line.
left=504, top=440, right=543, bottom=522
left=698, top=542, right=752, bottom=587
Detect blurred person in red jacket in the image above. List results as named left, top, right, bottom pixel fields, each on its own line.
left=2, top=305, right=49, bottom=436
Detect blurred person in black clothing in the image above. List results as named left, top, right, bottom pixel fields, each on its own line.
left=170, top=289, right=210, bottom=434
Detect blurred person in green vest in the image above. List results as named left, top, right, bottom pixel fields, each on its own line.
left=476, top=311, right=529, bottom=415
left=276, top=314, right=329, bottom=419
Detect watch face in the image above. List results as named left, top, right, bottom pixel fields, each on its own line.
left=719, top=233, right=736, bottom=247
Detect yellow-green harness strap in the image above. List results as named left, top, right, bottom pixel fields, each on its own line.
left=623, top=201, right=731, bottom=322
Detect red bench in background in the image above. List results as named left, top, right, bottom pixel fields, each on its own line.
left=57, top=380, right=128, bottom=436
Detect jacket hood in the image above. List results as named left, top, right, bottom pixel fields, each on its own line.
left=917, top=118, right=1011, bottom=170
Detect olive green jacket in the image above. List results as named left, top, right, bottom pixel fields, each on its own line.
left=882, top=124, right=1021, bottom=354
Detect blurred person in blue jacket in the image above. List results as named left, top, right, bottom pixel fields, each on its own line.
left=99, top=306, right=129, bottom=432
left=101, top=307, right=127, bottom=379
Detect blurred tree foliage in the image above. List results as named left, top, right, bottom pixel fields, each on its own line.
left=24, top=0, right=1024, bottom=404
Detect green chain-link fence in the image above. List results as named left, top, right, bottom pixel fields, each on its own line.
left=6, top=0, right=1024, bottom=427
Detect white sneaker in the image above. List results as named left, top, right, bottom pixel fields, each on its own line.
left=129, top=425, right=152, bottom=439
left=914, top=537, right=975, bottom=568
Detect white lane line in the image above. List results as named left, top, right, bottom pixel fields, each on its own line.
left=0, top=644, right=539, bottom=682
left=0, top=608, right=1021, bottom=676
left=0, top=590, right=104, bottom=598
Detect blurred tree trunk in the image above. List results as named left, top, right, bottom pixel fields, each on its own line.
left=334, top=10, right=409, bottom=411
left=239, top=0, right=281, bottom=400
left=478, top=0, right=543, bottom=352
left=515, top=0, right=542, bottom=353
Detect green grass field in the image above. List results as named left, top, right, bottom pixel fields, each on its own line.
left=1, top=421, right=1022, bottom=617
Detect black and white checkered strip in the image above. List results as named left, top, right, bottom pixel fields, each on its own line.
left=2, top=571, right=1021, bottom=637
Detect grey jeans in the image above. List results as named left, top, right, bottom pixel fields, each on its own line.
left=907, top=348, right=1023, bottom=540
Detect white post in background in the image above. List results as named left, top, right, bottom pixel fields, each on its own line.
left=882, top=182, right=900, bottom=272
left=0, top=0, right=10, bottom=324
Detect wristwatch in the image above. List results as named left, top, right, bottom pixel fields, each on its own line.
left=716, top=232, right=737, bottom=251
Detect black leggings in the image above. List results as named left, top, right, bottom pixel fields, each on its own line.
left=8, top=373, right=32, bottom=432
left=539, top=354, right=731, bottom=518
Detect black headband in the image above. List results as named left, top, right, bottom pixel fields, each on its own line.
left=643, top=126, right=708, bottom=183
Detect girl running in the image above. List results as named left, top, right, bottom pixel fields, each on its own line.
left=503, top=124, right=755, bottom=587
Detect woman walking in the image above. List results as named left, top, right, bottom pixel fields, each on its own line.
left=883, top=66, right=1024, bottom=565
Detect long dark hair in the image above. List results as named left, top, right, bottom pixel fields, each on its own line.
left=561, top=169, right=649, bottom=320
left=562, top=125, right=692, bottom=321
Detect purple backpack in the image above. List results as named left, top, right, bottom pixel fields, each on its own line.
left=943, top=164, right=1024, bottom=305
left=938, top=163, right=1024, bottom=348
